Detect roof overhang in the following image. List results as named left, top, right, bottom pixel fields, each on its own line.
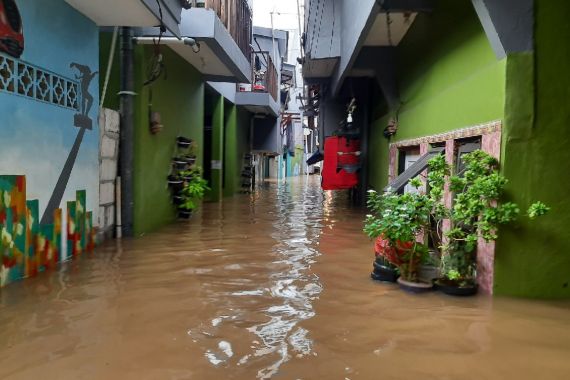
left=65, top=0, right=182, bottom=37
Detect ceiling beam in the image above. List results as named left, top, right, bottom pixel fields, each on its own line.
left=472, top=0, right=534, bottom=60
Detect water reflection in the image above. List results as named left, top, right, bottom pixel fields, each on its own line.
left=188, top=179, right=324, bottom=378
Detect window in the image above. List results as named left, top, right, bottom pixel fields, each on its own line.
left=398, top=147, right=421, bottom=194
left=455, top=138, right=481, bottom=175
left=384, top=146, right=445, bottom=193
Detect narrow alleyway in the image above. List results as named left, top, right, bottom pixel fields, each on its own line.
left=1, top=177, right=569, bottom=380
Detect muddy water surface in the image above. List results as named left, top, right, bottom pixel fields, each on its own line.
left=1, top=177, right=570, bottom=379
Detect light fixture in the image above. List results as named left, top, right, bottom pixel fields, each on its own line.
left=383, top=117, right=398, bottom=139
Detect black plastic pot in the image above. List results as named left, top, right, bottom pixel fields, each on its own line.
left=372, top=261, right=399, bottom=283
left=172, top=159, right=188, bottom=170
left=176, top=136, right=193, bottom=149
left=172, top=195, right=185, bottom=205
left=168, top=175, right=184, bottom=188
left=435, top=280, right=478, bottom=296
left=178, top=209, right=193, bottom=219
left=397, top=278, right=433, bottom=293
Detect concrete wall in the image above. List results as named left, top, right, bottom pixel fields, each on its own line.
left=331, top=0, right=377, bottom=91
left=304, top=0, right=341, bottom=59
left=493, top=0, right=570, bottom=298
left=101, top=36, right=205, bottom=235
left=368, top=0, right=506, bottom=190
left=253, top=117, right=280, bottom=153
left=0, top=0, right=100, bottom=228
left=224, top=106, right=251, bottom=196
left=98, top=109, right=120, bottom=239
left=1, top=0, right=99, bottom=287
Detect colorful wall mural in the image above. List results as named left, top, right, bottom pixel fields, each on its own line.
left=0, top=0, right=100, bottom=287
left=1, top=176, right=94, bottom=287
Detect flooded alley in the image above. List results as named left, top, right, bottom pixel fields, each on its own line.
left=1, top=177, right=570, bottom=380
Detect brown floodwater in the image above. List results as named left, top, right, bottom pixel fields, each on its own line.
left=1, top=176, right=570, bottom=380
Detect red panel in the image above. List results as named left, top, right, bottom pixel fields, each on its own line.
left=321, top=136, right=360, bottom=190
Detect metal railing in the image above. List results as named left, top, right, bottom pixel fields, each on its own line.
left=237, top=51, right=278, bottom=101
left=205, top=0, right=252, bottom=61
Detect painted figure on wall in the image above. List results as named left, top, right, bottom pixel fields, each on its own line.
left=41, top=62, right=97, bottom=225
left=0, top=0, right=24, bottom=58
left=70, top=62, right=98, bottom=117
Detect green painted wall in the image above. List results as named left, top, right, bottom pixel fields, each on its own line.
left=368, top=0, right=506, bottom=190
left=224, top=106, right=251, bottom=197
left=210, top=95, right=224, bottom=202
left=493, top=0, right=570, bottom=298
left=100, top=34, right=205, bottom=235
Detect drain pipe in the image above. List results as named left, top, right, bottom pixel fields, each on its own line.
left=119, top=27, right=135, bottom=237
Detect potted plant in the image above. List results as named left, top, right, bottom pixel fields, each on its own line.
left=172, top=157, right=189, bottom=170
left=179, top=166, right=202, bottom=182
left=364, top=190, right=434, bottom=292
left=435, top=150, right=549, bottom=295
left=364, top=154, right=449, bottom=291
left=167, top=174, right=184, bottom=191
left=177, top=167, right=209, bottom=219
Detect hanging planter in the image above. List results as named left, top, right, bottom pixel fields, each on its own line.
left=177, top=136, right=193, bottom=149
left=183, top=155, right=197, bottom=166
left=172, top=158, right=189, bottom=170
left=177, top=209, right=193, bottom=219
left=172, top=194, right=185, bottom=205
left=168, top=175, right=184, bottom=191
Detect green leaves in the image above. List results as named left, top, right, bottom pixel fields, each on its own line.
left=528, top=201, right=550, bottom=219
left=178, top=166, right=210, bottom=211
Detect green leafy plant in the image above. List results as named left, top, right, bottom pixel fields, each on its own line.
left=178, top=166, right=209, bottom=212
left=440, top=150, right=549, bottom=287
left=364, top=154, right=449, bottom=282
left=364, top=151, right=549, bottom=287
left=179, top=165, right=203, bottom=180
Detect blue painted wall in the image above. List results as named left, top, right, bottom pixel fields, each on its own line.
left=0, top=0, right=99, bottom=239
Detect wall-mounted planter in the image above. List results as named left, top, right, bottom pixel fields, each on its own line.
left=168, top=175, right=184, bottom=191
left=176, top=136, right=193, bottom=149
left=178, top=209, right=193, bottom=219
left=182, top=156, right=197, bottom=166
left=172, top=158, right=189, bottom=170
left=172, top=194, right=185, bottom=205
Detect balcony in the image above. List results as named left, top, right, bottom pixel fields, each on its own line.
left=235, top=51, right=280, bottom=117
left=203, top=0, right=252, bottom=63
left=136, top=0, right=252, bottom=82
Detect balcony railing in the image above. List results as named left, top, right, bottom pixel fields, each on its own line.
left=204, top=0, right=252, bottom=61
left=237, top=51, right=278, bottom=101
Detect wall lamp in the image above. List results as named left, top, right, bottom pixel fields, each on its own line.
left=383, top=117, right=398, bottom=139
left=133, top=37, right=201, bottom=53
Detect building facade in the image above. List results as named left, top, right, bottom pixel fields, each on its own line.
left=302, top=0, right=570, bottom=298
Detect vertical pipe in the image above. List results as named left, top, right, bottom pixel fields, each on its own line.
left=115, top=177, right=122, bottom=239
left=119, top=27, right=135, bottom=236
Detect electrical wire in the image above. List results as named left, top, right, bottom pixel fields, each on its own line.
left=143, top=0, right=166, bottom=87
